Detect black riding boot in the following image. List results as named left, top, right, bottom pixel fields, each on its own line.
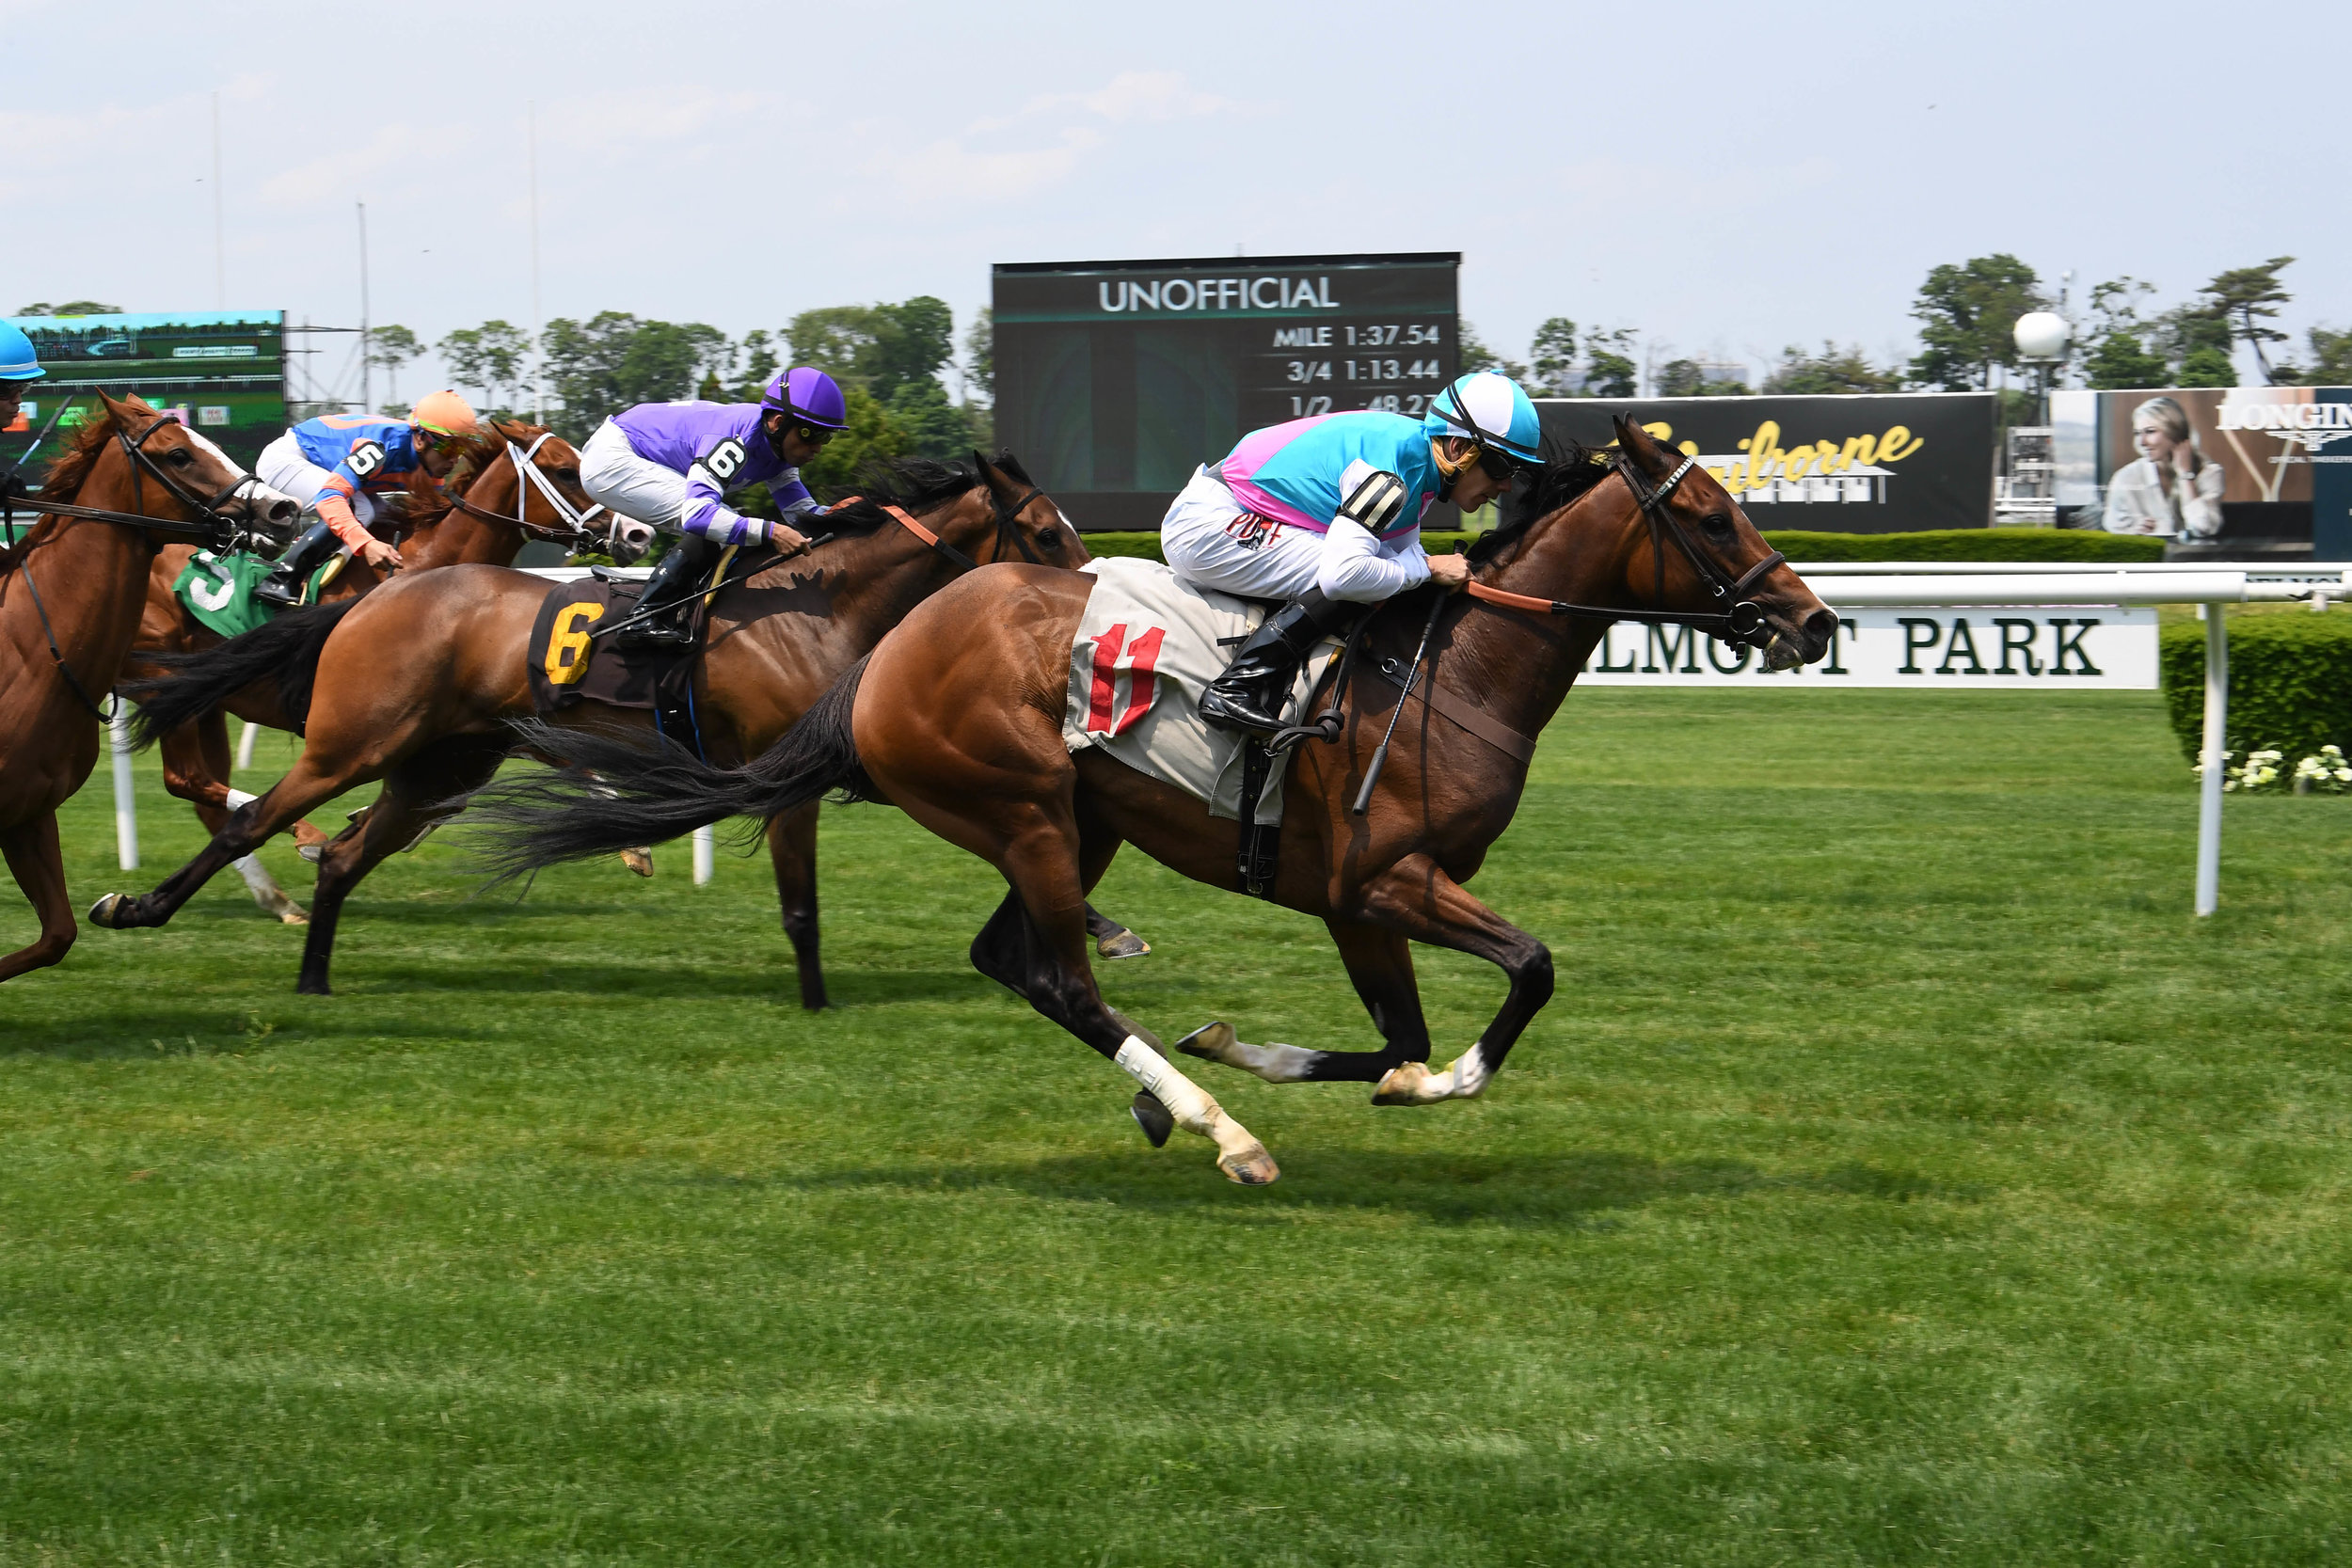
left=617, top=536, right=716, bottom=649
left=1200, top=592, right=1352, bottom=739
left=252, top=520, right=340, bottom=608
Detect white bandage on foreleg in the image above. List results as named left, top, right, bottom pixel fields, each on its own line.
left=231, top=854, right=278, bottom=895
left=226, top=787, right=258, bottom=809
left=1114, top=1035, right=1221, bottom=1133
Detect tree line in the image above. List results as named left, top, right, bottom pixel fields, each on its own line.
left=361, top=296, right=992, bottom=492
left=1454, top=256, right=2352, bottom=403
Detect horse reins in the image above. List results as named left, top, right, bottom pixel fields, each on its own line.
left=1460, top=453, right=1784, bottom=647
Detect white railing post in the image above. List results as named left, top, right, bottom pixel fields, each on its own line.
left=692, top=824, right=714, bottom=886
left=2195, top=606, right=2229, bottom=916
left=110, top=705, right=139, bottom=871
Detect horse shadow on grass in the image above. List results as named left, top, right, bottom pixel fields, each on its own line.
left=764, top=1147, right=1984, bottom=1228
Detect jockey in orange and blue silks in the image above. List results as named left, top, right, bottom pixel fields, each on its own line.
left=253, top=389, right=477, bottom=606
left=1161, top=372, right=1544, bottom=738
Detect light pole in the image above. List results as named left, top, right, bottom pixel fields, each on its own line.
left=2013, top=310, right=2071, bottom=426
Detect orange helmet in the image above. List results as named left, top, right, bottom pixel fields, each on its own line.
left=409, top=389, right=477, bottom=438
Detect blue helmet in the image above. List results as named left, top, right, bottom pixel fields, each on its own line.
left=759, top=366, right=848, bottom=430
left=0, top=320, right=46, bottom=382
left=1424, top=372, right=1541, bottom=469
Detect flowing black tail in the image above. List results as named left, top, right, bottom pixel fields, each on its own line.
left=465, top=659, right=874, bottom=886
left=123, top=598, right=359, bottom=747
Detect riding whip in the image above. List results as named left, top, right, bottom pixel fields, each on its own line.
left=1351, top=587, right=1448, bottom=816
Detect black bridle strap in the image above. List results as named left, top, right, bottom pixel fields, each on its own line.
left=992, top=486, right=1046, bottom=564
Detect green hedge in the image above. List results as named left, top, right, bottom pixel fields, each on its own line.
left=2160, top=612, right=2352, bottom=762
left=1075, top=527, right=2167, bottom=565
left=1764, top=529, right=2168, bottom=562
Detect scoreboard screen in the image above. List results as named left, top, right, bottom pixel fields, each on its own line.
left=2, top=310, right=287, bottom=472
left=993, top=252, right=1459, bottom=531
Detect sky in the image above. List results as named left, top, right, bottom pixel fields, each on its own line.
left=6, top=0, right=2347, bottom=402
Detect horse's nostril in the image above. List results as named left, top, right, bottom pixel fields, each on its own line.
left=1803, top=608, right=1839, bottom=645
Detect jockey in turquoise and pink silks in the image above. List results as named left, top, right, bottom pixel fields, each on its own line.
left=1161, top=372, right=1545, bottom=738
left=578, top=367, right=850, bottom=648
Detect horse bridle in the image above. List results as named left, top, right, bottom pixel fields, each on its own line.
left=3, top=413, right=270, bottom=551
left=880, top=481, right=1048, bottom=573
left=1613, top=452, right=1786, bottom=645
left=437, top=433, right=612, bottom=548
left=1462, top=453, right=1786, bottom=648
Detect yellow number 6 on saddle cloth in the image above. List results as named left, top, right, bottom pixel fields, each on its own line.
left=544, top=600, right=605, bottom=685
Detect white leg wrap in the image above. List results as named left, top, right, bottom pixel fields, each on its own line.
left=226, top=787, right=258, bottom=809
left=1373, top=1040, right=1496, bottom=1106
left=1115, top=1035, right=1220, bottom=1133
left=1116, top=1034, right=1279, bottom=1183
left=231, top=854, right=278, bottom=895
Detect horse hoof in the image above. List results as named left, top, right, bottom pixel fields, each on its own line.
left=621, top=847, right=654, bottom=878
left=1096, top=927, right=1151, bottom=960
left=1217, top=1142, right=1279, bottom=1186
left=1130, top=1091, right=1173, bottom=1148
left=277, top=906, right=311, bottom=927
left=1372, top=1061, right=1438, bottom=1106
left=1174, top=1021, right=1236, bottom=1065
left=295, top=977, right=331, bottom=997
left=87, top=894, right=135, bottom=930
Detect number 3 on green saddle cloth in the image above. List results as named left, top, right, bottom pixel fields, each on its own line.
left=172, top=548, right=342, bottom=637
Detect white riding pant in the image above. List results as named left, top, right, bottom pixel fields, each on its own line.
left=257, top=432, right=377, bottom=528
left=580, top=419, right=689, bottom=530
left=1159, top=466, right=1431, bottom=604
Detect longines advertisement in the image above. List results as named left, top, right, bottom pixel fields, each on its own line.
left=1534, top=391, right=1998, bottom=535
left=2050, top=386, right=2352, bottom=554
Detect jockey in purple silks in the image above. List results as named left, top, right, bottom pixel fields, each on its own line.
left=579, top=367, right=850, bottom=648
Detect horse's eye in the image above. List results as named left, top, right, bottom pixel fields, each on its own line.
left=1702, top=513, right=1734, bottom=543
left=167, top=448, right=195, bottom=466
left=1038, top=527, right=1062, bottom=551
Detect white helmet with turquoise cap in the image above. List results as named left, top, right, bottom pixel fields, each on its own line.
left=1423, top=371, right=1542, bottom=479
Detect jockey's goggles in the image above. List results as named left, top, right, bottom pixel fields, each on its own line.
left=413, top=422, right=460, bottom=449
left=793, top=421, right=840, bottom=447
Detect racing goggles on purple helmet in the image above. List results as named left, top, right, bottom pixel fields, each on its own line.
left=760, top=367, right=850, bottom=438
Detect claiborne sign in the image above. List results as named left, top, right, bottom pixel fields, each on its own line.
left=1580, top=607, right=2157, bottom=689
left=1538, top=392, right=1997, bottom=535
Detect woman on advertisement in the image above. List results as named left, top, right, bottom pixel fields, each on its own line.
left=2103, top=396, right=2224, bottom=538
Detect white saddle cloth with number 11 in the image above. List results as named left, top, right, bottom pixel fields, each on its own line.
left=1059, top=558, right=1343, bottom=827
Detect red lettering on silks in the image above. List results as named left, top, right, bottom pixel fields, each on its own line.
left=1114, top=627, right=1166, bottom=736
left=1088, top=624, right=1129, bottom=733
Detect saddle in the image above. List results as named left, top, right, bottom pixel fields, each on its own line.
left=525, top=548, right=767, bottom=757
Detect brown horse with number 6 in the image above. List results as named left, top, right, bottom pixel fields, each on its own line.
left=468, top=417, right=1837, bottom=1183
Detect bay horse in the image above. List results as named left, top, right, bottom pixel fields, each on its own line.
left=0, top=390, right=299, bottom=983
left=93, top=452, right=1123, bottom=1006
left=459, top=417, right=1839, bottom=1183
left=123, top=420, right=621, bottom=924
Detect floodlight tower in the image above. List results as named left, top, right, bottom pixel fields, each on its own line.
left=2013, top=310, right=2071, bottom=425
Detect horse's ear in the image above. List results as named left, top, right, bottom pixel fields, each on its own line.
left=96, top=388, right=143, bottom=428
left=971, top=449, right=1003, bottom=487
left=1614, top=414, right=1664, bottom=470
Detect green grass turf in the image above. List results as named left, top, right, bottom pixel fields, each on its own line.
left=5, top=690, right=2351, bottom=1565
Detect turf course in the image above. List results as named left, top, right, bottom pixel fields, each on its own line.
left=5, top=689, right=2349, bottom=1565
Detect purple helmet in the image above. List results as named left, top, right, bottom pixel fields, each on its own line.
left=760, top=366, right=849, bottom=430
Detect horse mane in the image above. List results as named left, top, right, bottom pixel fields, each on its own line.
left=1, top=395, right=149, bottom=577
left=1466, top=439, right=1613, bottom=564
left=817, top=454, right=989, bottom=537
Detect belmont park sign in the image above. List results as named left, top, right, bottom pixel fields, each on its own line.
left=1581, top=607, right=2158, bottom=689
